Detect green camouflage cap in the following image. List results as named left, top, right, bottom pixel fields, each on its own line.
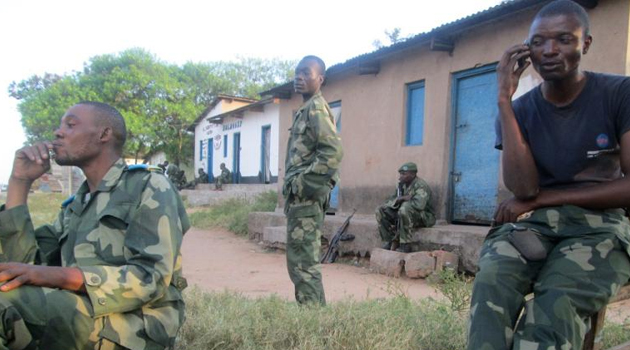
left=398, top=162, right=418, bottom=172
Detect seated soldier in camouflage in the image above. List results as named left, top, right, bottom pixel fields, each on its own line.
left=215, top=163, right=231, bottom=190
left=375, top=162, right=436, bottom=253
left=182, top=168, right=210, bottom=189
left=0, top=101, right=189, bottom=350
left=196, top=168, right=210, bottom=184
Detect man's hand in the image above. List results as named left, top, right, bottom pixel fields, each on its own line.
left=395, top=195, right=412, bottom=205
left=0, top=263, right=85, bottom=293
left=497, top=44, right=530, bottom=103
left=494, top=197, right=538, bottom=225
left=6, top=142, right=54, bottom=209
left=10, top=142, right=54, bottom=184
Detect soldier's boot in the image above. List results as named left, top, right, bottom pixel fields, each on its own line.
left=396, top=243, right=412, bottom=253
left=381, top=241, right=392, bottom=250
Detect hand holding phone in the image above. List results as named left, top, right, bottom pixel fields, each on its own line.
left=517, top=40, right=530, bottom=68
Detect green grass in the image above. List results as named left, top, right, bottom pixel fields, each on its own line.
left=13, top=191, right=630, bottom=349
left=188, top=191, right=277, bottom=235
left=177, top=287, right=468, bottom=350
left=0, top=192, right=67, bottom=228
left=177, top=287, right=630, bottom=350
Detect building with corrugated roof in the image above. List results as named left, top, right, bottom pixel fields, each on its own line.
left=261, top=0, right=629, bottom=223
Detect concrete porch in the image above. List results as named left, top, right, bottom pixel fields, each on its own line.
left=181, top=183, right=276, bottom=206
left=248, top=210, right=489, bottom=273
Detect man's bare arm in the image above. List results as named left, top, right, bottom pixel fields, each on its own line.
left=495, top=131, right=630, bottom=223
left=498, top=44, right=540, bottom=199
left=0, top=264, right=86, bottom=293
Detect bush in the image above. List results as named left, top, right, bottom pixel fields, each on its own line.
left=188, top=191, right=277, bottom=235
left=427, top=268, right=473, bottom=312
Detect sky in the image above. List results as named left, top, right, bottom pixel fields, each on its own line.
left=0, top=0, right=503, bottom=184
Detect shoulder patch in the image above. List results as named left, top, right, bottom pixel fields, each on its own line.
left=61, top=195, right=75, bottom=209
left=128, top=164, right=164, bottom=174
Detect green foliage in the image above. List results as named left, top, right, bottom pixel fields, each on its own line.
left=188, top=191, right=277, bottom=235
left=177, top=287, right=467, bottom=350
left=427, top=268, right=473, bottom=312
left=9, top=49, right=296, bottom=165
left=0, top=192, right=67, bottom=228
left=601, top=320, right=630, bottom=349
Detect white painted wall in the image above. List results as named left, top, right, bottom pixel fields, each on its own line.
left=193, top=102, right=280, bottom=182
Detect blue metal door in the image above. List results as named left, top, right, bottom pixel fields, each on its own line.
left=328, top=101, right=341, bottom=212
left=206, top=138, right=214, bottom=182
left=450, top=65, right=500, bottom=224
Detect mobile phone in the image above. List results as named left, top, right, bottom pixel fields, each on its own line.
left=518, top=40, right=530, bottom=68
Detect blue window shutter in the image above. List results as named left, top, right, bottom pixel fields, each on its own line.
left=199, top=140, right=204, bottom=161
left=224, top=135, right=228, bottom=157
left=406, top=81, right=425, bottom=146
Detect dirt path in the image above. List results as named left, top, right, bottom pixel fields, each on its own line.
left=182, top=227, right=629, bottom=324
left=182, top=227, right=441, bottom=301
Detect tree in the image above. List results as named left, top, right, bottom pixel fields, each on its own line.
left=9, top=49, right=296, bottom=166
left=372, top=28, right=404, bottom=49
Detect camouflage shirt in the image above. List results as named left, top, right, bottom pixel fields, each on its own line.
left=0, top=159, right=189, bottom=350
left=283, top=91, right=343, bottom=200
left=387, top=177, right=435, bottom=214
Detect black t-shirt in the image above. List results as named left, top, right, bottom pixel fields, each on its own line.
left=496, top=72, right=630, bottom=189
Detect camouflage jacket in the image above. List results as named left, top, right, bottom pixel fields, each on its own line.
left=0, top=159, right=189, bottom=350
left=283, top=91, right=343, bottom=201
left=386, top=177, right=434, bottom=214
left=219, top=168, right=231, bottom=182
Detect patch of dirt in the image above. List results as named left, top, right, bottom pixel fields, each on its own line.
left=182, top=227, right=441, bottom=301
left=181, top=227, right=630, bottom=324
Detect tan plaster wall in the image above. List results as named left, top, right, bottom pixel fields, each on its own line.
left=277, top=0, right=630, bottom=219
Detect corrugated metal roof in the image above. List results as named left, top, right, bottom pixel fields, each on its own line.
left=260, top=0, right=551, bottom=97
left=189, top=94, right=260, bottom=130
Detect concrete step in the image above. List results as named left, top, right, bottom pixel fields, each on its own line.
left=248, top=210, right=489, bottom=273
left=181, top=184, right=277, bottom=207
left=262, top=226, right=287, bottom=248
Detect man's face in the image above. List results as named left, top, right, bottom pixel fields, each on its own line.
left=52, top=104, right=103, bottom=166
left=528, top=14, right=591, bottom=81
left=294, top=59, right=323, bottom=95
left=398, top=171, right=416, bottom=185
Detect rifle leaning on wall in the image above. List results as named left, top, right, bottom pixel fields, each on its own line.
left=320, top=209, right=357, bottom=264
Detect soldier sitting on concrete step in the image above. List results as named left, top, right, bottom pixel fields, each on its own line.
left=375, top=162, right=436, bottom=253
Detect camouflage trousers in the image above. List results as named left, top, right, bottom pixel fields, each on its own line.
left=0, top=285, right=130, bottom=350
left=285, top=194, right=329, bottom=306
left=375, top=202, right=435, bottom=244
left=468, top=205, right=630, bottom=350
left=214, top=176, right=229, bottom=190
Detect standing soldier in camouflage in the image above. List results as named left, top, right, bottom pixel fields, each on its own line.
left=0, top=101, right=189, bottom=350
left=375, top=162, right=435, bottom=253
left=468, top=1, right=630, bottom=349
left=283, top=55, right=343, bottom=305
left=215, top=163, right=231, bottom=190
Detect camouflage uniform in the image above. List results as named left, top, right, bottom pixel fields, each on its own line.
left=375, top=176, right=435, bottom=244
left=283, top=91, right=343, bottom=305
left=196, top=170, right=210, bottom=184
left=0, top=159, right=189, bottom=350
left=215, top=168, right=231, bottom=190
left=468, top=205, right=630, bottom=350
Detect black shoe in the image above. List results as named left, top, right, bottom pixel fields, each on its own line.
left=382, top=241, right=392, bottom=250
left=396, top=243, right=412, bottom=253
